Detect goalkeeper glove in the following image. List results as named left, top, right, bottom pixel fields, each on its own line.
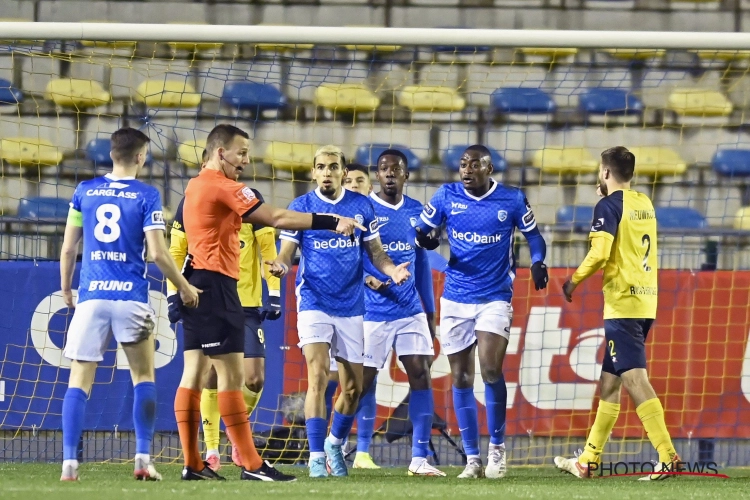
left=261, top=295, right=282, bottom=321
left=530, top=261, right=549, bottom=291
left=415, top=228, right=440, bottom=250
left=167, top=294, right=182, bottom=323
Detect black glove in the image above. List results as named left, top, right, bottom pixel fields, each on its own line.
left=167, top=294, right=182, bottom=323
left=260, top=295, right=281, bottom=321
left=530, top=261, right=549, bottom=291
left=415, top=228, right=440, bottom=250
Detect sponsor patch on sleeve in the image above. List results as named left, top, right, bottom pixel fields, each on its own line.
left=423, top=203, right=436, bottom=218
left=523, top=211, right=535, bottom=225
left=152, top=211, right=164, bottom=225
left=369, top=219, right=379, bottom=233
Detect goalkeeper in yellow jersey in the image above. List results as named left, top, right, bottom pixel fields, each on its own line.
left=167, top=150, right=281, bottom=472
left=555, top=146, right=680, bottom=481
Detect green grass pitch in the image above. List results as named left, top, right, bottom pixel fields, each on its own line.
left=1, top=464, right=748, bottom=500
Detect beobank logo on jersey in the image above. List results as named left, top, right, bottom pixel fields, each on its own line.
left=382, top=240, right=413, bottom=252
left=451, top=228, right=502, bottom=244
left=313, top=236, right=360, bottom=250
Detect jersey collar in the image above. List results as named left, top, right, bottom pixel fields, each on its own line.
left=314, top=186, right=345, bottom=205
left=105, top=173, right=135, bottom=181
left=463, top=179, right=497, bottom=201
left=370, top=191, right=404, bottom=210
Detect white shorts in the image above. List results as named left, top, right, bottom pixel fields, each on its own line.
left=297, top=310, right=364, bottom=364
left=64, top=299, right=156, bottom=362
left=364, top=313, right=434, bottom=369
left=439, top=297, right=513, bottom=356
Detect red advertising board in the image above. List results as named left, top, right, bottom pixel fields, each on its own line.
left=283, top=268, right=750, bottom=438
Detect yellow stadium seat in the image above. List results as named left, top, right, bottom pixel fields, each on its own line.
left=667, top=89, right=732, bottom=116
left=80, top=21, right=137, bottom=49
left=602, top=49, right=666, bottom=60
left=134, top=80, right=201, bottom=108
left=253, top=24, right=314, bottom=52
left=264, top=142, right=317, bottom=172
left=167, top=22, right=223, bottom=52
left=733, top=207, right=750, bottom=230
left=398, top=86, right=466, bottom=113
left=531, top=148, right=598, bottom=175
left=0, top=137, right=63, bottom=166
left=177, top=139, right=207, bottom=169
left=520, top=48, right=578, bottom=58
left=342, top=26, right=400, bottom=52
left=314, top=84, right=380, bottom=113
left=690, top=50, right=750, bottom=61
left=45, top=79, right=111, bottom=109
left=628, top=146, right=687, bottom=177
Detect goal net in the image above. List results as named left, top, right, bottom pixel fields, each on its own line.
left=1, top=24, right=749, bottom=468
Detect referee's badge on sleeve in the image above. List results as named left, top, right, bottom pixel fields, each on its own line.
left=239, top=186, right=256, bottom=203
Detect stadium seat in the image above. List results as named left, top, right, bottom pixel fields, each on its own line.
left=655, top=207, right=707, bottom=229
left=712, top=149, right=750, bottom=177
left=86, top=138, right=152, bottom=168
left=79, top=20, right=137, bottom=50
left=491, top=88, right=556, bottom=115
left=627, top=146, right=687, bottom=176
left=578, top=88, right=643, bottom=116
left=134, top=80, right=201, bottom=108
left=253, top=24, right=314, bottom=52
left=531, top=148, right=598, bottom=175
left=556, top=205, right=595, bottom=232
left=442, top=145, right=507, bottom=173
left=355, top=144, right=422, bottom=171
left=690, top=50, right=750, bottom=61
left=0, top=137, right=63, bottom=166
left=601, top=49, right=666, bottom=60
left=264, top=141, right=317, bottom=172
left=0, top=78, right=23, bottom=105
left=314, top=84, right=381, bottom=113
left=342, top=26, right=400, bottom=52
left=667, top=89, right=732, bottom=116
left=17, top=197, right=70, bottom=220
left=166, top=22, right=223, bottom=52
left=45, top=79, right=111, bottom=109
left=177, top=139, right=206, bottom=169
left=733, top=207, right=750, bottom=230
left=221, top=81, right=286, bottom=113
left=520, top=48, right=578, bottom=58
left=398, top=86, right=466, bottom=112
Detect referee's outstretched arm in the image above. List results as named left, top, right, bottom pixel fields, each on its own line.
left=243, top=203, right=365, bottom=235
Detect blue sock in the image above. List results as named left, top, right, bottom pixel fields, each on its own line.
left=306, top=417, right=327, bottom=454
left=452, top=386, right=480, bottom=457
left=485, top=377, right=507, bottom=446
left=329, top=411, right=355, bottom=444
left=133, top=382, right=157, bottom=455
left=324, top=380, right=338, bottom=423
left=62, top=388, right=88, bottom=461
left=409, top=389, right=434, bottom=459
left=356, top=381, right=377, bottom=453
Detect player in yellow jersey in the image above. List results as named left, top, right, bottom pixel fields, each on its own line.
left=555, top=146, right=680, bottom=481
left=167, top=150, right=281, bottom=472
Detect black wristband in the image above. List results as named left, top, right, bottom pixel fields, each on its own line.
left=311, top=213, right=339, bottom=231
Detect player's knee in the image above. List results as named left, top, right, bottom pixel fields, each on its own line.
left=340, top=383, right=362, bottom=405
left=480, top=366, right=503, bottom=384
left=451, top=370, right=473, bottom=389
left=404, top=357, right=431, bottom=390
left=244, top=373, right=264, bottom=393
left=307, top=368, right=329, bottom=394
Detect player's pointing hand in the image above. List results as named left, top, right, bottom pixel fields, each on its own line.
left=265, top=260, right=289, bottom=279
left=334, top=215, right=367, bottom=236
left=389, top=262, right=412, bottom=286
left=180, top=283, right=202, bottom=308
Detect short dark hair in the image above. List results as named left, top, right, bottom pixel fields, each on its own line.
left=346, top=163, right=369, bottom=174
left=377, top=149, right=408, bottom=169
left=601, top=146, right=635, bottom=182
left=206, top=124, right=249, bottom=157
left=465, top=144, right=492, bottom=164
left=110, top=127, right=150, bottom=163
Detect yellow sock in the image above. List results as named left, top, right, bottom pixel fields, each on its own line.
left=578, top=401, right=620, bottom=465
left=242, top=386, right=263, bottom=416
left=200, top=388, right=221, bottom=452
left=636, top=398, right=677, bottom=464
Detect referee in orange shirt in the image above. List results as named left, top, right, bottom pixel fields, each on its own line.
left=175, top=124, right=364, bottom=482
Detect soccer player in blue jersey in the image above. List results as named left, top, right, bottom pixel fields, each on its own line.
left=361, top=150, right=444, bottom=476
left=267, top=145, right=411, bottom=478
left=414, top=145, right=549, bottom=479
left=59, top=128, right=201, bottom=482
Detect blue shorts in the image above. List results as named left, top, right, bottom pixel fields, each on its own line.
left=601, top=318, right=654, bottom=376
left=243, top=307, right=265, bottom=359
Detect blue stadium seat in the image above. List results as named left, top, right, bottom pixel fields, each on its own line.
left=442, top=145, right=507, bottom=173
left=711, top=149, right=750, bottom=177
left=578, top=88, right=643, bottom=116
left=221, top=81, right=286, bottom=112
left=556, top=205, right=594, bottom=232
left=354, top=144, right=422, bottom=171
left=86, top=138, right=152, bottom=167
left=491, top=88, right=556, bottom=114
left=655, top=207, right=707, bottom=229
left=0, top=78, right=23, bottom=105
left=17, top=197, right=70, bottom=219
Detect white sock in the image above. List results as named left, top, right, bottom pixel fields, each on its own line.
left=135, top=453, right=150, bottom=465
left=310, top=451, right=326, bottom=460
left=489, top=443, right=505, bottom=452
left=63, top=459, right=78, bottom=470
left=327, top=434, right=344, bottom=446
left=467, top=454, right=481, bottom=463
left=410, top=457, right=427, bottom=468
left=206, top=449, right=220, bottom=459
